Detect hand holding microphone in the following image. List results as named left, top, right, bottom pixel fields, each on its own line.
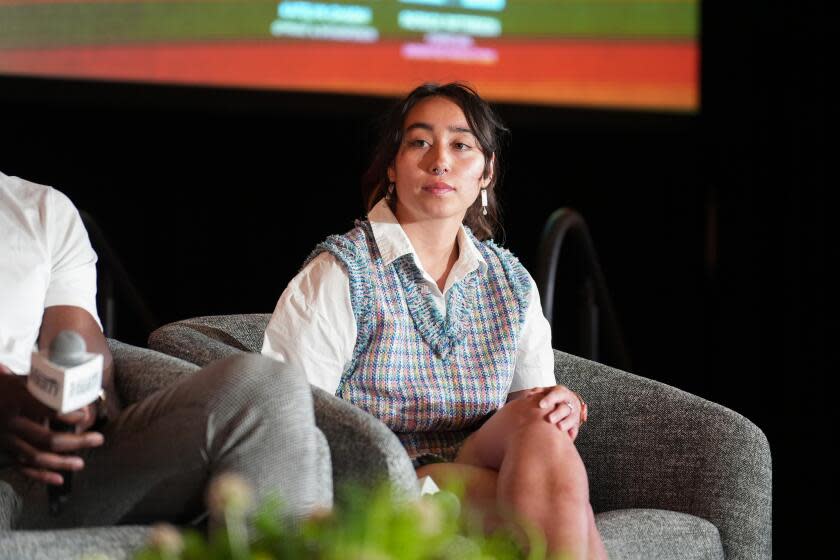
left=25, top=330, right=106, bottom=515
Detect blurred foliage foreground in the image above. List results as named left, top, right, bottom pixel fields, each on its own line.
left=133, top=473, right=557, bottom=560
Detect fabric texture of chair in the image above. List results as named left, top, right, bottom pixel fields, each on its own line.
left=0, top=526, right=153, bottom=560
left=149, top=313, right=772, bottom=560
left=1, top=339, right=333, bottom=559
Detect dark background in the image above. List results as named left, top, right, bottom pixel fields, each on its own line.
left=0, top=0, right=827, bottom=555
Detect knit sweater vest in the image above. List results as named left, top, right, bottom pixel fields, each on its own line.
left=308, top=220, right=532, bottom=461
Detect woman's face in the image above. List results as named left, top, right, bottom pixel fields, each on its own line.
left=388, top=96, right=492, bottom=225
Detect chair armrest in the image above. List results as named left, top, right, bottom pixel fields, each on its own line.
left=553, top=350, right=771, bottom=560
left=311, top=387, right=419, bottom=502
left=148, top=314, right=270, bottom=362
left=147, top=322, right=245, bottom=366
left=107, top=339, right=200, bottom=405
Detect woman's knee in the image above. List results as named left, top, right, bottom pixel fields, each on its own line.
left=508, top=420, right=585, bottom=474
left=461, top=394, right=571, bottom=469
left=500, top=430, right=590, bottom=509
left=496, top=395, right=567, bottom=446
left=502, top=398, right=588, bottom=476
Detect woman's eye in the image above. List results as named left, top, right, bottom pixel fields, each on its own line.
left=454, top=142, right=471, bottom=151
left=409, top=139, right=429, bottom=147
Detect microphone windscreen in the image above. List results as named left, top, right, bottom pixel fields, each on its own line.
left=49, top=331, right=88, bottom=367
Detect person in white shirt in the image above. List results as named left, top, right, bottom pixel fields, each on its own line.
left=263, top=83, right=606, bottom=559
left=1, top=171, right=327, bottom=531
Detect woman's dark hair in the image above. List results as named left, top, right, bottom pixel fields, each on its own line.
left=361, top=82, right=509, bottom=240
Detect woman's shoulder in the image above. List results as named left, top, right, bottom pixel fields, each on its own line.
left=287, top=251, right=351, bottom=308
left=472, top=235, right=533, bottom=299
left=473, top=235, right=528, bottom=273
left=299, top=221, right=376, bottom=322
left=476, top=236, right=514, bottom=259
left=305, top=220, right=376, bottom=272
left=300, top=251, right=346, bottom=278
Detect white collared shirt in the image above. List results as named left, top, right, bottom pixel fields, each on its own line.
left=0, top=171, right=101, bottom=374
left=262, top=199, right=555, bottom=395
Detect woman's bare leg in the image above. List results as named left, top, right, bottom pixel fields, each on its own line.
left=445, top=392, right=606, bottom=559
left=493, top=416, right=590, bottom=557
left=587, top=504, right=608, bottom=559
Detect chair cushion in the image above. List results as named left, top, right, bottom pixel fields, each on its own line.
left=0, top=525, right=152, bottom=560
left=595, top=508, right=724, bottom=560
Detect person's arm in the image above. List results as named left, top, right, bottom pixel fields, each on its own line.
left=0, top=187, right=110, bottom=484
left=506, top=276, right=586, bottom=440
left=40, top=188, right=119, bottom=423
left=262, top=252, right=356, bottom=394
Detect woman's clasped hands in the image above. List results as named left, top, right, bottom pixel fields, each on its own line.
left=538, top=385, right=587, bottom=440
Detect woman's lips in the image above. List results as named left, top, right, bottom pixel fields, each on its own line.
left=423, top=182, right=455, bottom=195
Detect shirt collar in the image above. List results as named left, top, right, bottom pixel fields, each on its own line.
left=368, top=199, right=488, bottom=276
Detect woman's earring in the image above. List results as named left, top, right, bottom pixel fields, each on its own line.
left=386, top=182, right=395, bottom=201
left=481, top=188, right=488, bottom=215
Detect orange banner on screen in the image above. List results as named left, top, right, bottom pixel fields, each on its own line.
left=0, top=40, right=697, bottom=111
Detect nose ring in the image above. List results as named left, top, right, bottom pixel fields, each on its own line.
left=432, top=167, right=446, bottom=176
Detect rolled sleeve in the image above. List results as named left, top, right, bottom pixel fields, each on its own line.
left=43, top=189, right=101, bottom=329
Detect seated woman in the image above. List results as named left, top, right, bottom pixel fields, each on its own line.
left=262, top=82, right=606, bottom=559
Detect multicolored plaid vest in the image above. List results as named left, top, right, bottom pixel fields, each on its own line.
left=309, top=220, right=531, bottom=461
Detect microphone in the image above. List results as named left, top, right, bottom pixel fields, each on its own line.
left=28, top=331, right=104, bottom=515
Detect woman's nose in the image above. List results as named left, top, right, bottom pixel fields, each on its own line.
left=426, top=145, right=450, bottom=176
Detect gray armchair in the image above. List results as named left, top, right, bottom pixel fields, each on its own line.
left=1, top=339, right=333, bottom=560
left=149, top=314, right=772, bottom=560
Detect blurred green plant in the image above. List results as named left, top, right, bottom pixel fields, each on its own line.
left=134, top=473, right=552, bottom=560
